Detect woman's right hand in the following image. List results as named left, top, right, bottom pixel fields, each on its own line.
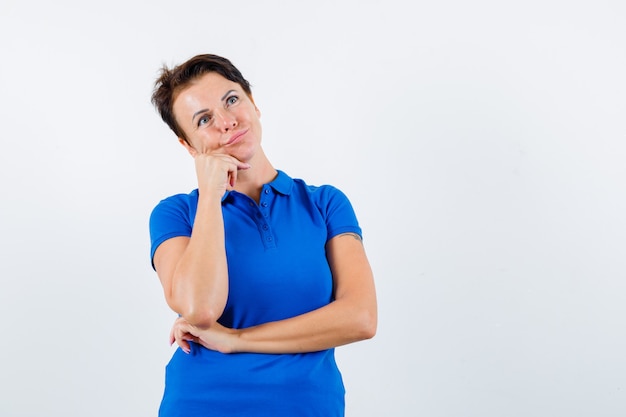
left=154, top=151, right=246, bottom=326
left=193, top=153, right=250, bottom=197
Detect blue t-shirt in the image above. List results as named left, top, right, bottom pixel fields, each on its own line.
left=149, top=170, right=361, bottom=417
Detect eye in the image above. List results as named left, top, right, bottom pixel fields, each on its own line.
left=226, top=95, right=239, bottom=106
left=198, top=114, right=211, bottom=127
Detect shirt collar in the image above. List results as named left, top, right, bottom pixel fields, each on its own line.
left=268, top=170, right=293, bottom=195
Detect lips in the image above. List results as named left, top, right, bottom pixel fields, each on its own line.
left=226, top=129, right=248, bottom=146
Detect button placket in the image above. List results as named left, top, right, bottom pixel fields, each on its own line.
left=258, top=186, right=276, bottom=248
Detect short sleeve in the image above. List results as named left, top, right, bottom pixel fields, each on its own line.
left=149, top=194, right=194, bottom=269
left=317, top=185, right=362, bottom=241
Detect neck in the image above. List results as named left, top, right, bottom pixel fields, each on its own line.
left=234, top=149, right=277, bottom=203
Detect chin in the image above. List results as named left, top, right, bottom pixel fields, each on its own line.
left=234, top=143, right=260, bottom=162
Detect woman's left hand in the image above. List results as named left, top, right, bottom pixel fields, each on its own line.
left=169, top=317, right=239, bottom=354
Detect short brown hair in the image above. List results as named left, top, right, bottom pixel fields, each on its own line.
left=151, top=54, right=252, bottom=143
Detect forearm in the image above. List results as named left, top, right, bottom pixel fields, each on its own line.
left=233, top=296, right=377, bottom=354
left=229, top=235, right=376, bottom=354
left=170, top=194, right=228, bottom=327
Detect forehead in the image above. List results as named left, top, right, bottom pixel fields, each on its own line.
left=174, top=72, right=240, bottom=108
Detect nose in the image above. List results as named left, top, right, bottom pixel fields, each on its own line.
left=215, top=110, right=237, bottom=132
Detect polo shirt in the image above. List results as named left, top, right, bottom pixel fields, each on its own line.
left=149, top=170, right=362, bottom=416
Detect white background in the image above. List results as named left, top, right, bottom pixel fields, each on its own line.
left=1, top=1, right=625, bottom=416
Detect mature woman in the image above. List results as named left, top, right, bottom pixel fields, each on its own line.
left=149, top=54, right=377, bottom=416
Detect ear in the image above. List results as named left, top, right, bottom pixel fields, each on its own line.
left=179, top=137, right=197, bottom=157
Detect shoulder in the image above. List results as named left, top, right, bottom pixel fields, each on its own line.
left=284, top=172, right=350, bottom=206
left=149, top=190, right=199, bottom=264
left=294, top=179, right=353, bottom=217
left=151, top=189, right=198, bottom=211
left=149, top=189, right=199, bottom=225
left=278, top=172, right=360, bottom=235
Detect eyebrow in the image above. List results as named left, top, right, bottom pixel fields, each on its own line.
left=191, top=108, right=209, bottom=123
left=191, top=90, right=237, bottom=123
left=221, top=89, right=236, bottom=101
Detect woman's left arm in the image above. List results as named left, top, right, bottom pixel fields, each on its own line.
left=171, top=233, right=377, bottom=354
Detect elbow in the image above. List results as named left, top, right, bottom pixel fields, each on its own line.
left=355, top=307, right=377, bottom=341
left=167, top=295, right=221, bottom=329
left=182, top=305, right=221, bottom=329
left=166, top=281, right=225, bottom=329
left=363, top=315, right=377, bottom=340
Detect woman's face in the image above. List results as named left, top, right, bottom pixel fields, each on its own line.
left=173, top=72, right=262, bottom=162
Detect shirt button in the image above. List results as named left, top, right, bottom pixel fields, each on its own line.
left=267, top=236, right=273, bottom=241
left=264, top=189, right=270, bottom=194
left=262, top=224, right=269, bottom=230
left=261, top=202, right=268, bottom=207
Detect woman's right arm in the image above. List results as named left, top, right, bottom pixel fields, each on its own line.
left=153, top=153, right=248, bottom=329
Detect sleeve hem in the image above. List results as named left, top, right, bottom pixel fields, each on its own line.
left=327, top=225, right=362, bottom=242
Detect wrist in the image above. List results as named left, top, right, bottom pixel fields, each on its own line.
left=228, top=327, right=243, bottom=353
left=197, top=188, right=226, bottom=204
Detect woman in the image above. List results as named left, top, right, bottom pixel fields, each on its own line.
left=149, top=54, right=377, bottom=416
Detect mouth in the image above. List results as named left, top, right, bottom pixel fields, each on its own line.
left=225, top=129, right=248, bottom=146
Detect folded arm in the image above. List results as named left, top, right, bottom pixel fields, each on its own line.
left=171, top=232, right=377, bottom=353
left=154, top=154, right=248, bottom=328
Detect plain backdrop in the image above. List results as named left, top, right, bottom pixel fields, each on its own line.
left=1, top=1, right=625, bottom=416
